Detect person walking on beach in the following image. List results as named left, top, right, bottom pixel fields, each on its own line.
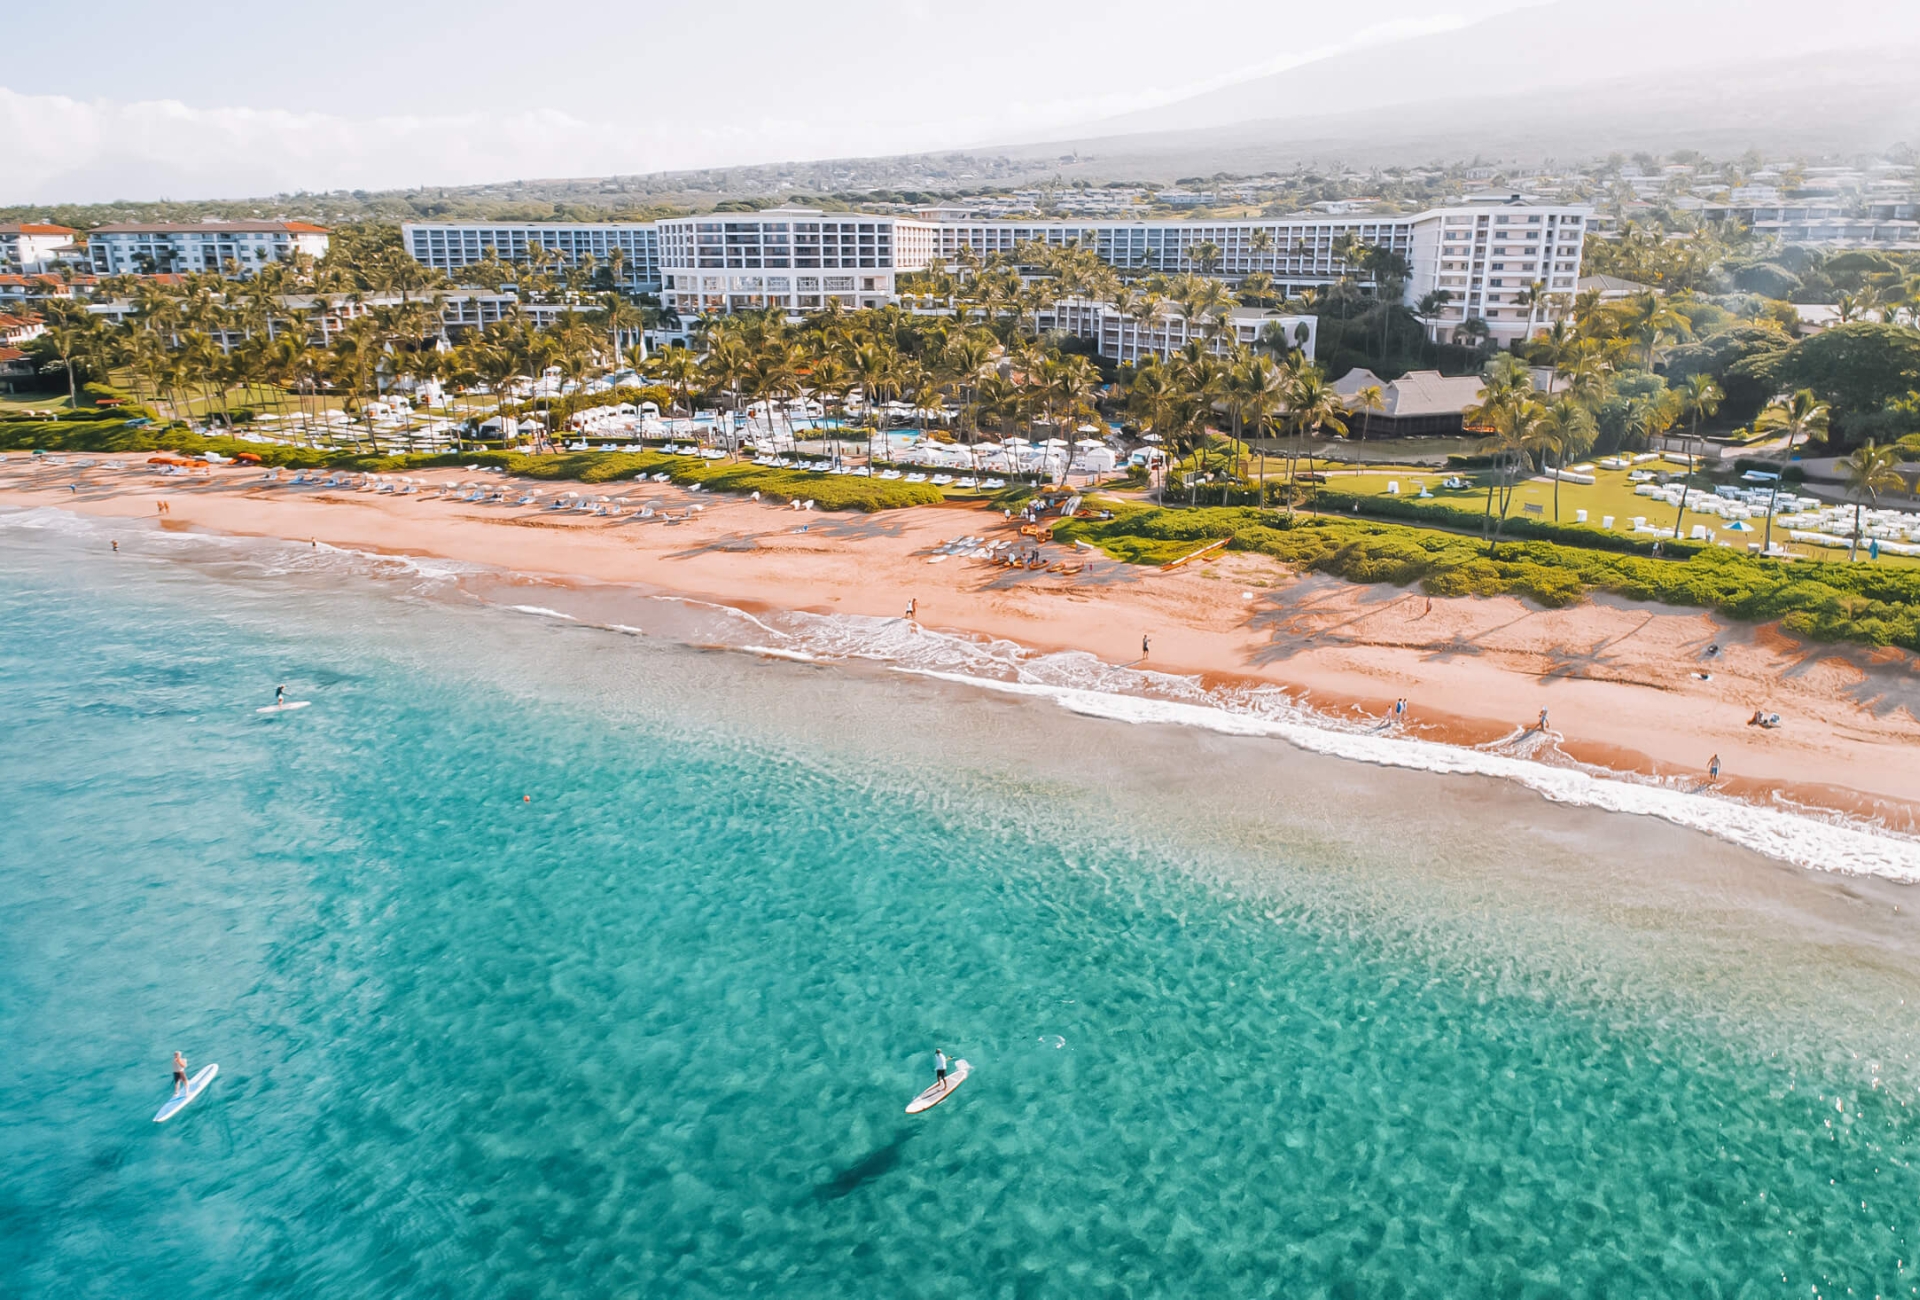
left=1536, top=707, right=1549, bottom=732
left=932, top=1048, right=949, bottom=1087
left=1709, top=753, right=1721, bottom=781
left=1141, top=634, right=1150, bottom=661
left=171, top=1050, right=189, bottom=1096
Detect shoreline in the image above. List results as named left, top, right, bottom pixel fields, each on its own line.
left=7, top=457, right=1920, bottom=849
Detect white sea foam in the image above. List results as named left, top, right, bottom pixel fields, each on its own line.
left=893, top=668, right=1920, bottom=882
left=508, top=605, right=578, bottom=621
left=738, top=646, right=818, bottom=662
left=659, top=598, right=1920, bottom=882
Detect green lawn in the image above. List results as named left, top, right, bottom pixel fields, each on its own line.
left=1315, top=464, right=1920, bottom=568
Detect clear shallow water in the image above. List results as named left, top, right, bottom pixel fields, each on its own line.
left=7, top=515, right=1920, bottom=1297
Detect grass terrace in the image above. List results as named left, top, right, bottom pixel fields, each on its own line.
left=1055, top=503, right=1920, bottom=651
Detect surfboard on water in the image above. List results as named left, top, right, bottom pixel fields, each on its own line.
left=905, top=1059, right=970, bottom=1114
left=153, top=1064, right=218, bottom=1123
left=256, top=701, right=311, bottom=713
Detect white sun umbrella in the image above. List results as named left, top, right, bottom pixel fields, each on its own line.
left=1042, top=438, right=1071, bottom=447
left=1141, top=433, right=1165, bottom=443
left=1075, top=439, right=1105, bottom=448
left=1076, top=423, right=1099, bottom=434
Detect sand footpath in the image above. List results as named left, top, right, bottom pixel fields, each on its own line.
left=9, top=457, right=1920, bottom=829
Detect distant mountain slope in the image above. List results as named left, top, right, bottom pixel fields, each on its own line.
left=985, top=44, right=1920, bottom=180
left=1069, top=0, right=1920, bottom=142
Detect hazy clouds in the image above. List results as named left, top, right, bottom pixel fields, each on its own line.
left=3, top=0, right=1916, bottom=203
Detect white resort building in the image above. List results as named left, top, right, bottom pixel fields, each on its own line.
left=87, top=221, right=331, bottom=276
left=399, top=195, right=1588, bottom=349
left=400, top=221, right=662, bottom=293
left=0, top=224, right=81, bottom=274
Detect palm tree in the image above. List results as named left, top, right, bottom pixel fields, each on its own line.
left=39, top=306, right=95, bottom=408
left=1537, top=398, right=1596, bottom=522
left=852, top=341, right=897, bottom=466
left=1350, top=384, right=1385, bottom=441
left=1756, top=389, right=1829, bottom=556
left=1282, top=363, right=1347, bottom=519
left=1184, top=240, right=1223, bottom=277
left=1840, top=441, right=1906, bottom=560
left=1671, top=374, right=1723, bottom=538
left=1623, top=290, right=1690, bottom=368
left=1483, top=395, right=1550, bottom=554
left=654, top=347, right=702, bottom=419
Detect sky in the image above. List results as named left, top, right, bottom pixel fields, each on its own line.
left=0, top=0, right=1910, bottom=205
left=0, top=0, right=1551, bottom=204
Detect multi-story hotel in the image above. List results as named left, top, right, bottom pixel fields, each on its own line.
left=399, top=196, right=1589, bottom=347
left=653, top=207, right=935, bottom=314
left=400, top=221, right=662, bottom=293
left=87, top=221, right=331, bottom=276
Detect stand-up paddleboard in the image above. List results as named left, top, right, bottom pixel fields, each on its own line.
left=906, top=1059, right=970, bottom=1114
left=256, top=701, right=310, bottom=713
left=153, top=1064, right=218, bottom=1123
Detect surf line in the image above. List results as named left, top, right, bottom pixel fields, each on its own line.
left=886, top=666, right=1920, bottom=883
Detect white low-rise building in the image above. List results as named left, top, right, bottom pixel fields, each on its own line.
left=1, top=223, right=80, bottom=274
left=1037, top=299, right=1318, bottom=366
left=87, top=221, right=330, bottom=276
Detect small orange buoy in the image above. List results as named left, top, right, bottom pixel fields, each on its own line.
left=523, top=795, right=531, bottom=803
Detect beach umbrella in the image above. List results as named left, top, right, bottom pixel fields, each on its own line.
left=1141, top=433, right=1164, bottom=443
left=1076, top=423, right=1099, bottom=433
left=1042, top=438, right=1070, bottom=447
left=1074, top=439, right=1104, bottom=448
left=1726, top=520, right=1753, bottom=531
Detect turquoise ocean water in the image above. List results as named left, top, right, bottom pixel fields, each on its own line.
left=6, top=508, right=1920, bottom=1298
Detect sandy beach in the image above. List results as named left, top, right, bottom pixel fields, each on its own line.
left=9, top=456, right=1920, bottom=829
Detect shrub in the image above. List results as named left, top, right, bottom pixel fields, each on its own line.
left=1054, top=505, right=1920, bottom=648
left=0, top=423, right=940, bottom=511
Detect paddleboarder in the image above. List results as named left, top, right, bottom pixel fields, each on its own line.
left=171, top=1050, right=189, bottom=1096
left=932, top=1047, right=949, bottom=1087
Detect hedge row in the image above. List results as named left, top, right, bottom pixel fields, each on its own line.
left=3, top=422, right=943, bottom=512
left=1054, top=506, right=1920, bottom=649
left=453, top=450, right=944, bottom=512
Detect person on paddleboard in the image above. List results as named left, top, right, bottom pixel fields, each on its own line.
left=171, top=1051, right=189, bottom=1096
left=275, top=685, right=285, bottom=707
left=933, top=1048, right=949, bottom=1086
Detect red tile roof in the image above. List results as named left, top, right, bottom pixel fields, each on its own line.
left=90, top=220, right=329, bottom=235
left=0, top=223, right=76, bottom=236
